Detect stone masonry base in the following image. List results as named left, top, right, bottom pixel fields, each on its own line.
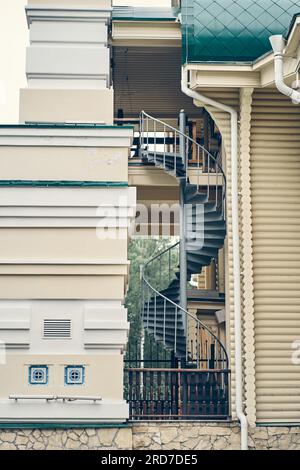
left=0, top=423, right=300, bottom=450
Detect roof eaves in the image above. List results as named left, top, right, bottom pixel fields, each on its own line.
left=286, top=12, right=300, bottom=39
left=112, top=6, right=179, bottom=22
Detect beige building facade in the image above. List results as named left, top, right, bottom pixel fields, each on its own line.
left=0, top=0, right=136, bottom=424
left=0, top=0, right=300, bottom=451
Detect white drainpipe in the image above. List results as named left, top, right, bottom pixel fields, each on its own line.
left=181, top=69, right=248, bottom=451
left=269, top=35, right=300, bottom=104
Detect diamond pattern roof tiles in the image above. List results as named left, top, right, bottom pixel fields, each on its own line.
left=182, top=0, right=300, bottom=63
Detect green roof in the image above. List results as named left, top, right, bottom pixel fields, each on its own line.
left=182, top=0, right=300, bottom=63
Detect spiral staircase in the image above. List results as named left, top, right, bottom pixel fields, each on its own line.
left=125, top=111, right=230, bottom=420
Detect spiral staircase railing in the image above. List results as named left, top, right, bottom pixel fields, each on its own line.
left=125, top=111, right=230, bottom=420
left=139, top=110, right=228, bottom=369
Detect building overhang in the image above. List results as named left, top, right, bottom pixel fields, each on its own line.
left=111, top=20, right=181, bottom=48
left=185, top=53, right=299, bottom=90
left=184, top=13, right=300, bottom=90
left=111, top=5, right=181, bottom=47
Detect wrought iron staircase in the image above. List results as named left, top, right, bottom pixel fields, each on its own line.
left=125, top=111, right=230, bottom=420
left=140, top=110, right=227, bottom=366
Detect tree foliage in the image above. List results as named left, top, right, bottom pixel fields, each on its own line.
left=125, top=237, right=179, bottom=365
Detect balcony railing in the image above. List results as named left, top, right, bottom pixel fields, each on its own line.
left=124, top=368, right=230, bottom=421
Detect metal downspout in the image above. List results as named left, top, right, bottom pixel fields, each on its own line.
left=181, top=69, right=248, bottom=450
left=269, top=35, right=300, bottom=104
left=179, top=110, right=188, bottom=325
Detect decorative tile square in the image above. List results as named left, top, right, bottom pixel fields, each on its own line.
left=29, top=366, right=49, bottom=386
left=64, top=366, right=85, bottom=386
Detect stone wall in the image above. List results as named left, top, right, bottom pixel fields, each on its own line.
left=0, top=428, right=132, bottom=450
left=0, top=423, right=300, bottom=450
left=132, top=423, right=300, bottom=451
left=132, top=423, right=241, bottom=450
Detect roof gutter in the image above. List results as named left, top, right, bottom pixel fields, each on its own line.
left=181, top=68, right=248, bottom=451
left=269, top=35, right=300, bottom=104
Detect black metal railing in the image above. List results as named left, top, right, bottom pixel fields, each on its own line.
left=124, top=111, right=229, bottom=421
left=124, top=368, right=230, bottom=420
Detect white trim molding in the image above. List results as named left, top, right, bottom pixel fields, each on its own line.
left=25, top=3, right=112, bottom=89
left=0, top=126, right=133, bottom=148
left=0, top=400, right=128, bottom=423
left=26, top=6, right=112, bottom=26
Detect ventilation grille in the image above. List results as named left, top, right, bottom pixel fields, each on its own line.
left=43, top=319, right=71, bottom=339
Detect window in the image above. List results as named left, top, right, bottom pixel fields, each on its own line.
left=29, top=366, right=48, bottom=385
left=64, top=366, right=85, bottom=386
left=43, top=319, right=71, bottom=339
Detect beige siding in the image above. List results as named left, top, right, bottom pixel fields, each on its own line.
left=250, top=88, right=300, bottom=423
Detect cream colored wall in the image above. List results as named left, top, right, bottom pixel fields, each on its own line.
left=0, top=197, right=133, bottom=301
left=250, top=88, right=300, bottom=423
left=0, top=275, right=125, bottom=300
left=0, top=146, right=128, bottom=182
left=0, top=354, right=123, bottom=400
left=0, top=184, right=135, bottom=301
left=129, top=167, right=178, bottom=188
left=0, top=228, right=128, bottom=261
left=20, top=89, right=114, bottom=125
left=0, top=0, right=137, bottom=423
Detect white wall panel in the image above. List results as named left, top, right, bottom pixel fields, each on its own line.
left=30, top=21, right=108, bottom=45
left=26, top=46, right=110, bottom=88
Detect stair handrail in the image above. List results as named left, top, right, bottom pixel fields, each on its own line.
left=140, top=110, right=226, bottom=206
left=143, top=240, right=180, bottom=273
left=140, top=111, right=228, bottom=369
left=141, top=242, right=229, bottom=370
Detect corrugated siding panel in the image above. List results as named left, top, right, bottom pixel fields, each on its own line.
left=196, top=88, right=240, bottom=419
left=114, top=47, right=202, bottom=118
left=251, top=88, right=300, bottom=423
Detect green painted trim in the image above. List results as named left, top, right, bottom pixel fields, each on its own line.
left=0, top=423, right=129, bottom=430
left=0, top=124, right=134, bottom=130
left=0, top=181, right=128, bottom=188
